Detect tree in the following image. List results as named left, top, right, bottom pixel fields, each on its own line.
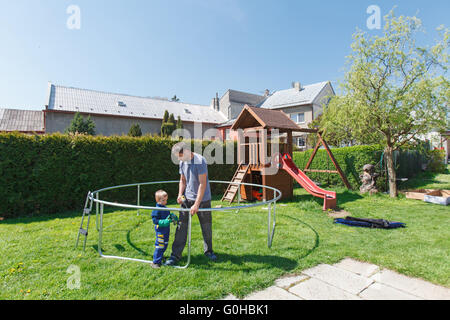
left=65, top=112, right=96, bottom=135
left=161, top=110, right=176, bottom=136
left=319, top=9, right=449, bottom=197
left=171, top=95, right=180, bottom=102
left=128, top=124, right=142, bottom=137
left=163, top=110, right=170, bottom=123
left=176, top=115, right=183, bottom=130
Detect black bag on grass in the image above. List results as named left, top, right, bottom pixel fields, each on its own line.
left=334, top=216, right=406, bottom=229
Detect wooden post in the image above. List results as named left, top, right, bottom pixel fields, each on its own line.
left=317, top=132, right=352, bottom=190
left=287, top=131, right=293, bottom=156
left=305, top=137, right=321, bottom=170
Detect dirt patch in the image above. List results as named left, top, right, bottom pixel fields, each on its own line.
left=327, top=210, right=351, bottom=219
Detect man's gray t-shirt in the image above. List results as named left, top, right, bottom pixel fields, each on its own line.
left=179, top=153, right=211, bottom=202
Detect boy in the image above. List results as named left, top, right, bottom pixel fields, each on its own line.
left=151, top=190, right=178, bottom=268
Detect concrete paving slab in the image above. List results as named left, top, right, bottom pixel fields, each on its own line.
left=359, top=282, right=423, bottom=300
left=244, top=286, right=302, bottom=300
left=289, top=278, right=361, bottom=300
left=371, top=269, right=450, bottom=300
left=274, top=275, right=309, bottom=289
left=333, top=258, right=380, bottom=277
left=301, top=264, right=374, bottom=295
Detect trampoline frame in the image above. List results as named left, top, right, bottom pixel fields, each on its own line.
left=76, top=180, right=282, bottom=269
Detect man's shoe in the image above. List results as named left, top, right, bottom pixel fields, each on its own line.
left=205, top=252, right=217, bottom=261
left=163, top=258, right=177, bottom=266
left=151, top=263, right=161, bottom=269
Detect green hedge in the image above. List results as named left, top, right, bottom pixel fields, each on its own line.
left=293, top=145, right=383, bottom=190
left=0, top=133, right=429, bottom=219
left=0, top=133, right=237, bottom=219
left=293, top=145, right=427, bottom=190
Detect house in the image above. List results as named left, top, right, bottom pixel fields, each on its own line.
left=44, top=83, right=227, bottom=137
left=215, top=81, right=335, bottom=150
left=0, top=108, right=45, bottom=134
left=1, top=81, right=334, bottom=142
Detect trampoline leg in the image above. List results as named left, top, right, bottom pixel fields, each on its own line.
left=98, top=203, right=103, bottom=256
left=267, top=202, right=276, bottom=248
left=137, top=185, right=140, bottom=216
left=173, top=211, right=192, bottom=269
left=95, top=193, right=99, bottom=231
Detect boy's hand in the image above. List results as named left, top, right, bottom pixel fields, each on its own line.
left=158, top=219, right=171, bottom=228
left=170, top=213, right=179, bottom=225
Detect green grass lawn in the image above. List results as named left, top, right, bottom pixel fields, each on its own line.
left=1, top=167, right=449, bottom=300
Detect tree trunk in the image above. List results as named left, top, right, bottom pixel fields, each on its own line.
left=384, top=146, right=398, bottom=197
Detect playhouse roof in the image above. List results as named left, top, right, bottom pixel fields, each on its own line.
left=231, top=105, right=308, bottom=132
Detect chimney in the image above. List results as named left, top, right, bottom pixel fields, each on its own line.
left=264, top=89, right=270, bottom=97
left=211, top=93, right=220, bottom=111
left=293, top=82, right=302, bottom=91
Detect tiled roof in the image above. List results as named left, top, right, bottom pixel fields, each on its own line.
left=231, top=105, right=301, bottom=131
left=258, top=81, right=330, bottom=109
left=47, top=83, right=227, bottom=124
left=0, top=108, right=44, bottom=132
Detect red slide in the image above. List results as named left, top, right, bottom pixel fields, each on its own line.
left=278, top=153, right=337, bottom=210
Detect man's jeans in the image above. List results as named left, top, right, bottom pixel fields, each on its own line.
left=170, top=199, right=213, bottom=261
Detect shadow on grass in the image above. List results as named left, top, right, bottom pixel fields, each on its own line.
left=189, top=253, right=298, bottom=272
left=399, top=168, right=450, bottom=191
left=282, top=214, right=320, bottom=260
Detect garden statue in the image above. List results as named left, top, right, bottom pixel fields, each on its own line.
left=360, top=164, right=379, bottom=194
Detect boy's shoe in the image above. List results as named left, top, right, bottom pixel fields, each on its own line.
left=205, top=252, right=217, bottom=261
left=151, top=263, right=161, bottom=269
left=163, top=258, right=177, bottom=266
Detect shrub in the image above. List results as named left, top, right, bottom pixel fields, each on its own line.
left=128, top=124, right=142, bottom=137
left=0, top=133, right=237, bottom=219
left=428, top=149, right=446, bottom=173
left=65, top=112, right=96, bottom=135
left=292, top=144, right=427, bottom=190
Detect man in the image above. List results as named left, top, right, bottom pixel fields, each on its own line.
left=164, top=142, right=217, bottom=266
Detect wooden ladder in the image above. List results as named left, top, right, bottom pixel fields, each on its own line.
left=221, top=164, right=249, bottom=203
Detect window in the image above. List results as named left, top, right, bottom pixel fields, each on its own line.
left=118, top=101, right=127, bottom=107
left=290, top=112, right=305, bottom=124
left=225, top=129, right=231, bottom=140
left=297, top=137, right=306, bottom=147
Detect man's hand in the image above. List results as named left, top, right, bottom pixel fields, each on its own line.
left=177, top=195, right=184, bottom=205
left=190, top=203, right=200, bottom=216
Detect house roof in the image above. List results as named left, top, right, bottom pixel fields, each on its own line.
left=258, top=81, right=331, bottom=109
left=46, top=83, right=227, bottom=124
left=224, top=89, right=265, bottom=105
left=231, top=105, right=304, bottom=131
left=0, top=108, right=45, bottom=132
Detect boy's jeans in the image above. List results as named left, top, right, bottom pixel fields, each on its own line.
left=170, top=199, right=213, bottom=261
left=153, top=226, right=170, bottom=265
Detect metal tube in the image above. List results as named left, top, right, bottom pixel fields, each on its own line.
left=85, top=180, right=281, bottom=268
left=98, top=203, right=103, bottom=256
left=173, top=212, right=192, bottom=269
left=137, top=184, right=140, bottom=216
left=95, top=192, right=99, bottom=231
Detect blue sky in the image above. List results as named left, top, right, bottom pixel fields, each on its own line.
left=0, top=0, right=448, bottom=110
